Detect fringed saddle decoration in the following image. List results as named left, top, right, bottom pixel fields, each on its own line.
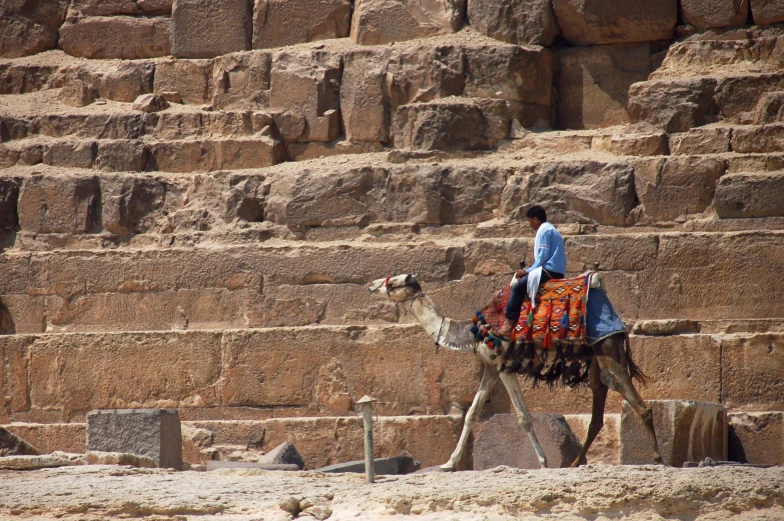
left=470, top=273, right=594, bottom=387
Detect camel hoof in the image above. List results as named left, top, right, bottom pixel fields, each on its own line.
left=654, top=456, right=664, bottom=465
left=438, top=464, right=456, bottom=472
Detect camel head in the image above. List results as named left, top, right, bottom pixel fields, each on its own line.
left=368, top=274, right=422, bottom=302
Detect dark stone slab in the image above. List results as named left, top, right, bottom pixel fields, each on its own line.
left=205, top=461, right=300, bottom=471
left=0, top=427, right=40, bottom=456
left=258, top=441, right=304, bottom=470
left=87, top=409, right=182, bottom=470
left=473, top=413, right=583, bottom=470
left=314, top=456, right=420, bottom=475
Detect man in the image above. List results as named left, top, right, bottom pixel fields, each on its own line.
left=497, top=206, right=566, bottom=338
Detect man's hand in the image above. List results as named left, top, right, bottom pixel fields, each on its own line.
left=515, top=270, right=527, bottom=279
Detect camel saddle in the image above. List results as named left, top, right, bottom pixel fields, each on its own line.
left=477, top=273, right=595, bottom=347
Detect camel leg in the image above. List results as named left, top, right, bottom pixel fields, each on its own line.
left=498, top=371, right=548, bottom=469
left=570, top=358, right=608, bottom=467
left=440, top=364, right=499, bottom=471
left=595, top=354, right=663, bottom=464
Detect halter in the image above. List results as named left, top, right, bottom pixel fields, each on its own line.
left=384, top=276, right=425, bottom=302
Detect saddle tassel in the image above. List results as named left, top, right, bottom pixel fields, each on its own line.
left=542, top=298, right=552, bottom=350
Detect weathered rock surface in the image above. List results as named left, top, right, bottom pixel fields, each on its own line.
left=628, top=77, right=717, bottom=132
left=86, top=409, right=183, bottom=470
left=556, top=43, right=653, bottom=129
left=621, top=400, right=727, bottom=467
left=473, top=413, right=583, bottom=469
left=681, top=0, right=749, bottom=31
left=714, top=172, right=784, bottom=218
left=252, top=0, right=351, bottom=49
left=0, top=0, right=69, bottom=58
left=351, top=0, right=464, bottom=45
left=132, top=94, right=169, bottom=113
left=0, top=427, right=39, bottom=456
left=750, top=0, right=784, bottom=25
left=154, top=59, right=213, bottom=105
left=211, top=51, right=270, bottom=110
left=552, top=0, right=678, bottom=45
left=729, top=412, right=784, bottom=465
left=0, top=454, right=73, bottom=470
left=467, top=0, right=560, bottom=46
left=59, top=16, right=171, bottom=59
left=17, top=174, right=100, bottom=234
left=171, top=0, right=252, bottom=58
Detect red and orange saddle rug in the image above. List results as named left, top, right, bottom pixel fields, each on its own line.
left=476, top=273, right=591, bottom=347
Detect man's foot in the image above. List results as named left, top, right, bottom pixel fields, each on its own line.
left=496, top=319, right=517, bottom=339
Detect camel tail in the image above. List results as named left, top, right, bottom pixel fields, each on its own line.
left=624, top=333, right=648, bottom=385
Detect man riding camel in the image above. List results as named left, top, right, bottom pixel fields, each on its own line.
left=497, top=205, right=566, bottom=338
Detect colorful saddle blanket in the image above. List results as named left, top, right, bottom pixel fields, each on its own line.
left=476, top=273, right=591, bottom=347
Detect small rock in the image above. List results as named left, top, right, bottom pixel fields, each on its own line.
left=132, top=93, right=169, bottom=113
left=632, top=319, right=700, bottom=336
left=200, top=104, right=214, bottom=111
left=258, top=441, right=304, bottom=470
left=58, top=80, right=95, bottom=107
left=302, top=504, right=332, bottom=520
left=279, top=497, right=301, bottom=515
left=95, top=99, right=107, bottom=105
left=160, top=91, right=183, bottom=103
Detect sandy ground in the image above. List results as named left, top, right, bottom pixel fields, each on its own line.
left=0, top=464, right=782, bottom=520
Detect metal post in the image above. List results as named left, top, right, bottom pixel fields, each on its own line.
left=357, top=395, right=377, bottom=483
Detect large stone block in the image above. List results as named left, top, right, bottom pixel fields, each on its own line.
left=556, top=44, right=652, bottom=130
left=59, top=16, right=171, bottom=59
left=269, top=50, right=341, bottom=142
left=391, top=98, right=511, bottom=151
left=17, top=175, right=100, bottom=234
left=750, top=0, right=784, bottom=25
left=252, top=0, right=351, bottom=49
left=465, top=44, right=553, bottom=106
left=467, top=0, right=560, bottom=46
left=621, top=400, right=727, bottom=467
left=0, top=177, right=19, bottom=234
left=96, top=140, right=148, bottom=172
left=210, top=51, right=271, bottom=110
left=500, top=160, right=637, bottom=226
left=729, top=412, right=784, bottom=465
left=681, top=0, right=748, bottom=31
left=565, top=414, right=619, bottom=465
left=171, top=0, right=252, bottom=59
left=722, top=334, right=784, bottom=411
left=350, top=0, right=463, bottom=45
left=0, top=336, right=32, bottom=424
left=552, top=0, right=677, bottom=46
left=633, top=156, right=726, bottom=223
left=473, top=413, right=583, bottom=469
left=731, top=124, right=784, bottom=154
left=0, top=0, right=69, bottom=58
left=87, top=409, right=182, bottom=469
left=668, top=127, right=730, bottom=155
left=714, top=172, right=784, bottom=219
left=5, top=423, right=85, bottom=454
left=154, top=59, right=213, bottom=105
left=42, top=140, right=97, bottom=169
left=100, top=176, right=168, bottom=238
left=0, top=426, right=39, bottom=456
left=66, top=0, right=143, bottom=17
left=65, top=61, right=156, bottom=103
left=628, top=77, right=717, bottom=133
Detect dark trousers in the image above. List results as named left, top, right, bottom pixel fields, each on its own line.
left=505, top=270, right=564, bottom=321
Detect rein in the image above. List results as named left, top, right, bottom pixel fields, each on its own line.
left=384, top=277, right=441, bottom=351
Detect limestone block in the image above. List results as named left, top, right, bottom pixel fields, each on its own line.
left=18, top=175, right=100, bottom=234
left=631, top=320, right=700, bottom=336
left=465, top=44, right=553, bottom=106
left=171, top=0, right=252, bottom=59
left=729, top=412, right=784, bottom=465
left=96, top=140, right=148, bottom=172
left=499, top=160, right=637, bottom=226
left=633, top=156, right=725, bottom=223
left=63, top=61, right=156, bottom=103
left=5, top=423, right=86, bottom=454
left=621, top=400, right=727, bottom=467
left=752, top=92, right=784, bottom=124
left=750, top=0, right=784, bottom=25
left=103, top=176, right=166, bottom=238
left=215, top=136, right=285, bottom=170
left=557, top=44, right=652, bottom=130
left=252, top=0, right=351, bottom=49
left=147, top=140, right=218, bottom=172
left=137, top=0, right=173, bottom=12
left=286, top=140, right=384, bottom=161
left=340, top=49, right=391, bottom=143
left=681, top=0, right=748, bottom=31
left=0, top=0, right=69, bottom=58
left=668, top=127, right=730, bottom=155
left=58, top=79, right=95, bottom=107
left=211, top=51, right=271, bottom=110
left=350, top=0, right=463, bottom=45
left=59, top=16, right=171, bottom=59
left=467, top=0, right=559, bottom=46
left=66, top=0, right=142, bottom=18
left=565, top=414, right=619, bottom=465
left=592, top=132, right=668, bottom=156
left=714, top=172, right=784, bottom=219
left=0, top=177, right=20, bottom=233
left=133, top=94, right=170, bottom=113
left=154, top=59, right=213, bottom=105
left=474, top=414, right=583, bottom=469
left=42, top=140, right=96, bottom=169
left=87, top=409, right=182, bottom=470
left=269, top=50, right=342, bottom=142
left=0, top=455, right=73, bottom=470
left=628, top=77, right=717, bottom=133
left=722, top=334, right=784, bottom=411
left=391, top=98, right=511, bottom=151
left=552, top=0, right=677, bottom=46
left=714, top=73, right=784, bottom=120
left=0, top=427, right=39, bottom=456
left=731, top=124, right=784, bottom=154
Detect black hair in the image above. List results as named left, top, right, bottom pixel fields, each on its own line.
left=526, top=205, right=547, bottom=222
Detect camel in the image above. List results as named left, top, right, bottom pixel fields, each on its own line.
left=368, top=273, right=662, bottom=470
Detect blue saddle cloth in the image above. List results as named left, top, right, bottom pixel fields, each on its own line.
left=586, top=287, right=626, bottom=345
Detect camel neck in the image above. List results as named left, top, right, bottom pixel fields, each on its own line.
left=405, top=294, right=447, bottom=344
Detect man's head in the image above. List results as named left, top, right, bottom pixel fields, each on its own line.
left=525, top=205, right=547, bottom=231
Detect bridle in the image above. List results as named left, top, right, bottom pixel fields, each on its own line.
left=383, top=276, right=426, bottom=302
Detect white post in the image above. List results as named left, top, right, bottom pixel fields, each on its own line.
left=357, top=395, right=377, bottom=483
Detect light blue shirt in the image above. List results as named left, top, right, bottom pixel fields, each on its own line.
left=526, top=224, right=567, bottom=275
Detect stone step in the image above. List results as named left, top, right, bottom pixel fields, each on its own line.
left=1, top=328, right=781, bottom=427
left=2, top=229, right=784, bottom=333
